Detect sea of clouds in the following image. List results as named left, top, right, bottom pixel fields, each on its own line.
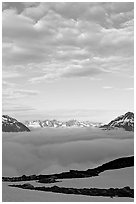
left=2, top=128, right=133, bottom=176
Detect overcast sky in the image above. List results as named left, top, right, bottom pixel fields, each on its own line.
left=2, top=2, right=134, bottom=122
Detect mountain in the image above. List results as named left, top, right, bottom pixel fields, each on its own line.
left=3, top=112, right=134, bottom=131
left=2, top=115, right=30, bottom=132
left=25, top=119, right=102, bottom=128
left=100, top=112, right=134, bottom=131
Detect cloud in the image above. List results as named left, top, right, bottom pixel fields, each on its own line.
left=103, top=86, right=113, bottom=89
left=22, top=2, right=133, bottom=28
left=2, top=79, right=39, bottom=102
left=29, top=61, right=105, bottom=83
left=2, top=3, right=134, bottom=82
left=2, top=106, right=35, bottom=113
left=125, top=88, right=134, bottom=91
left=29, top=53, right=133, bottom=83
left=2, top=98, right=36, bottom=115
left=22, top=2, right=40, bottom=8
left=14, top=89, right=39, bottom=96
left=2, top=81, right=16, bottom=88
left=62, top=67, right=104, bottom=78
left=109, top=2, right=134, bottom=14
left=2, top=129, right=133, bottom=176
left=22, top=3, right=49, bottom=21
left=3, top=88, right=39, bottom=100
left=2, top=71, right=21, bottom=79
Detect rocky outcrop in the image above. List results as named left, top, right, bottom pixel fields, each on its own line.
left=9, top=184, right=134, bottom=198
left=37, top=177, right=58, bottom=183
left=2, top=115, right=30, bottom=132
left=92, top=156, right=134, bottom=174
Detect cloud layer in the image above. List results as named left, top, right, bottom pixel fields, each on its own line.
left=3, top=128, right=133, bottom=176
left=2, top=3, right=134, bottom=116
left=3, top=3, right=134, bottom=82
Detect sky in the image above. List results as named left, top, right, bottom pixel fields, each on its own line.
left=2, top=2, right=134, bottom=122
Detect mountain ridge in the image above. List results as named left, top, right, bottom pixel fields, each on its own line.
left=24, top=119, right=102, bottom=128
left=100, top=112, right=134, bottom=131
left=2, top=111, right=134, bottom=131
left=2, top=115, right=30, bottom=132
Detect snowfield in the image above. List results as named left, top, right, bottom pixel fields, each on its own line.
left=2, top=166, right=134, bottom=202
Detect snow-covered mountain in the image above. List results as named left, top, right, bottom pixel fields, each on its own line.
left=25, top=119, right=102, bottom=128
left=2, top=115, right=30, bottom=132
left=3, top=112, right=134, bottom=131
left=100, top=112, right=134, bottom=131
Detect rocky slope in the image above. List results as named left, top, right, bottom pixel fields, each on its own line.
left=25, top=119, right=102, bottom=128
left=2, top=115, right=30, bottom=132
left=100, top=112, right=134, bottom=131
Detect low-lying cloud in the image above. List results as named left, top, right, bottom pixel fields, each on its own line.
left=2, top=128, right=133, bottom=176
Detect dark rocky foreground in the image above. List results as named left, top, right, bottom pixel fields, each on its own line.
left=9, top=184, right=134, bottom=198
left=3, top=156, right=134, bottom=183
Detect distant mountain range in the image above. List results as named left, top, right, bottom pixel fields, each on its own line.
left=2, top=115, right=30, bottom=132
left=2, top=112, right=134, bottom=132
left=24, top=119, right=102, bottom=128
left=100, top=112, right=134, bottom=131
